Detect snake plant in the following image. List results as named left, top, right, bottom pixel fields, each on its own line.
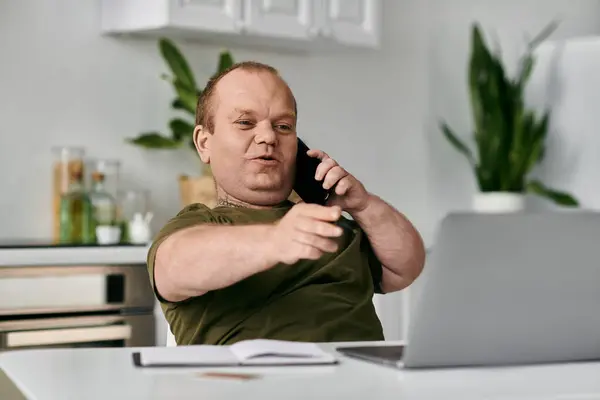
left=440, top=22, right=578, bottom=207
left=127, top=38, right=234, bottom=151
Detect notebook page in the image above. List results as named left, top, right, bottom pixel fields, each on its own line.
left=239, top=354, right=337, bottom=365
left=230, top=339, right=335, bottom=363
left=138, top=345, right=239, bottom=366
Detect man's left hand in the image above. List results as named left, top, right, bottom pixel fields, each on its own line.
left=308, top=149, right=370, bottom=214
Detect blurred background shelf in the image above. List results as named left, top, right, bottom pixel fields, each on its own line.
left=0, top=243, right=150, bottom=266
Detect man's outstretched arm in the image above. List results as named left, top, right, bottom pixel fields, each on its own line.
left=153, top=203, right=343, bottom=302
left=154, top=223, right=276, bottom=302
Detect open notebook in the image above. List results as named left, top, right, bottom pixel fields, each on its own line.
left=133, top=339, right=338, bottom=367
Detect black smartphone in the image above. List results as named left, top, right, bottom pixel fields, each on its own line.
left=293, top=138, right=330, bottom=205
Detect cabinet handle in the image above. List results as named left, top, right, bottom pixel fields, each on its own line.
left=2, top=325, right=132, bottom=348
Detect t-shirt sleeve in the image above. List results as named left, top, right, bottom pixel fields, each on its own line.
left=360, top=230, right=384, bottom=295
left=146, top=203, right=218, bottom=305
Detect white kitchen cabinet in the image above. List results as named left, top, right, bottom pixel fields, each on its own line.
left=242, top=0, right=316, bottom=40
left=319, top=0, right=380, bottom=48
left=100, top=0, right=381, bottom=50
left=169, top=0, right=243, bottom=33
left=101, top=0, right=243, bottom=35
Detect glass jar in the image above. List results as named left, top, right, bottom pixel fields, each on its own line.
left=52, top=147, right=85, bottom=242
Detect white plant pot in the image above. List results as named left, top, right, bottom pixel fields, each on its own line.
left=473, top=192, right=525, bottom=213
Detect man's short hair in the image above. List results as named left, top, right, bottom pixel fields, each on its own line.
left=196, top=61, right=297, bottom=132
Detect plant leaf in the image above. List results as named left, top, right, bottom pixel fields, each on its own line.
left=515, top=21, right=558, bottom=94
left=217, top=50, right=234, bottom=74
left=517, top=54, right=534, bottom=91
left=159, top=38, right=196, bottom=90
left=172, top=98, right=188, bottom=111
left=527, top=20, right=559, bottom=50
left=173, top=79, right=198, bottom=114
left=161, top=71, right=197, bottom=114
left=526, top=110, right=549, bottom=169
left=440, top=122, right=476, bottom=166
left=169, top=118, right=195, bottom=141
left=469, top=23, right=510, bottom=190
left=126, top=133, right=181, bottom=149
left=526, top=179, right=579, bottom=206
left=469, top=23, right=490, bottom=141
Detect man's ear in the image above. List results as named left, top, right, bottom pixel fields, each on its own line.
left=193, top=125, right=210, bottom=164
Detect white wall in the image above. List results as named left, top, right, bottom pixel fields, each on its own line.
left=527, top=37, right=600, bottom=209
left=426, top=0, right=600, bottom=239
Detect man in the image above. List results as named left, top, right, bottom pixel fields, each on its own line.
left=147, top=61, right=426, bottom=346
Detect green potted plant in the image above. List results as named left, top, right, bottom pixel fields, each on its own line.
left=126, top=38, right=234, bottom=207
left=440, top=22, right=579, bottom=213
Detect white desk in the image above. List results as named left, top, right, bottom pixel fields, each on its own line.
left=1, top=342, right=600, bottom=400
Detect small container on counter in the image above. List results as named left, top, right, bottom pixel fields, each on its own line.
left=117, top=189, right=151, bottom=244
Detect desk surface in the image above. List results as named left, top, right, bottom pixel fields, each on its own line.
left=1, top=342, right=600, bottom=400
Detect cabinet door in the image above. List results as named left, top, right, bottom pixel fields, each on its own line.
left=242, top=0, right=316, bottom=40
left=321, top=0, right=380, bottom=47
left=169, top=0, right=243, bottom=33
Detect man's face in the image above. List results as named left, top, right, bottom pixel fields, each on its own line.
left=199, top=69, right=298, bottom=206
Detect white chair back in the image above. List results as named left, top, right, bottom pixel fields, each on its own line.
left=166, top=328, right=177, bottom=347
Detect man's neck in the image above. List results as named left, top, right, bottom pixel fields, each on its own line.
left=216, top=197, right=248, bottom=208
left=216, top=193, right=290, bottom=210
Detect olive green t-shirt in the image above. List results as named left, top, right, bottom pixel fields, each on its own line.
left=147, top=201, right=384, bottom=345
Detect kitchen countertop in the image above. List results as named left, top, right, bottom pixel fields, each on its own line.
left=0, top=243, right=150, bottom=266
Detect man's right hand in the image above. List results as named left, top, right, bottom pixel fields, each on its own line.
left=267, top=203, right=344, bottom=265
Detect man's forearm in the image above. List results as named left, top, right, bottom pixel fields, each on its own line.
left=351, top=194, right=426, bottom=293
left=154, top=224, right=277, bottom=302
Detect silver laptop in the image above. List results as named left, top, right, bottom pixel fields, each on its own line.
left=338, top=212, right=600, bottom=368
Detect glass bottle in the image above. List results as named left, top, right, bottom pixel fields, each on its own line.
left=52, top=147, right=85, bottom=242
left=86, top=159, right=121, bottom=201
left=89, top=171, right=117, bottom=229
left=59, top=168, right=93, bottom=244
